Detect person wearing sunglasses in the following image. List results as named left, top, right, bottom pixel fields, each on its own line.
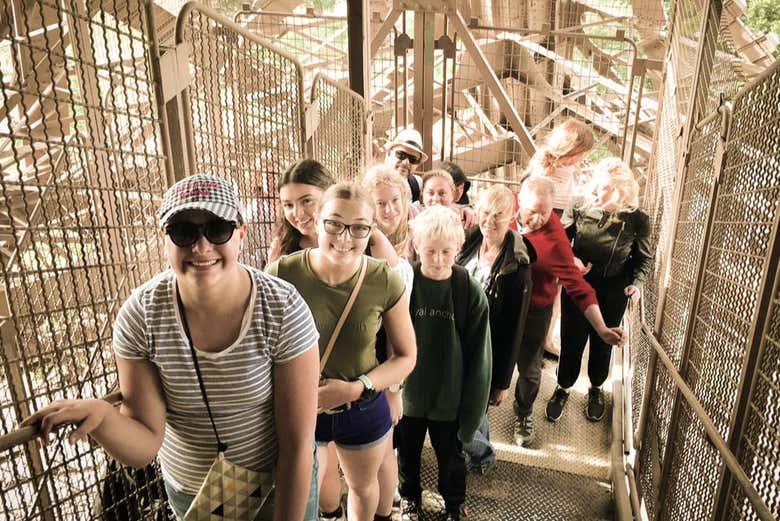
left=22, top=174, right=322, bottom=521
left=267, top=182, right=416, bottom=521
left=384, top=127, right=428, bottom=204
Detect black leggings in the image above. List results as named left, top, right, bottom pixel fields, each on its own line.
left=558, top=273, right=628, bottom=389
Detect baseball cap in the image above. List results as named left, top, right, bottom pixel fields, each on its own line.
left=158, top=173, right=244, bottom=227
left=388, top=128, right=429, bottom=162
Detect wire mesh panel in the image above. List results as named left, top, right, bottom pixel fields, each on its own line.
left=447, top=27, right=640, bottom=179
left=694, top=1, right=747, bottom=122
left=661, top=397, right=725, bottom=520
left=177, top=4, right=306, bottom=267
left=310, top=74, right=367, bottom=180
left=0, top=0, right=171, bottom=519
left=658, top=117, right=721, bottom=369
left=235, top=10, right=349, bottom=96
left=439, top=0, right=664, bottom=180
left=631, top=0, right=711, bottom=513
left=721, top=62, right=780, bottom=521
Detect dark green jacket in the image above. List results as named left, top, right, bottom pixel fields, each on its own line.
left=562, top=197, right=653, bottom=285
left=403, top=265, right=492, bottom=444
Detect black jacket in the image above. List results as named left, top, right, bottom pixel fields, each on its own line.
left=456, top=228, right=535, bottom=391
left=562, top=197, right=653, bottom=285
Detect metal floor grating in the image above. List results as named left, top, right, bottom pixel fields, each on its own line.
left=407, top=346, right=616, bottom=520
left=418, top=448, right=614, bottom=520
left=482, top=352, right=613, bottom=480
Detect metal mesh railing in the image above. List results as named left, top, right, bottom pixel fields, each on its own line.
left=177, top=3, right=306, bottom=267
left=234, top=9, right=349, bottom=96
left=450, top=27, right=641, bottom=179
left=630, top=23, right=780, bottom=521
left=721, top=62, right=780, bottom=520
left=310, top=74, right=368, bottom=180
left=0, top=0, right=171, bottom=519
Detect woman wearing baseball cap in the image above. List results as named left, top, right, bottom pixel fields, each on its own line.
left=22, top=174, right=322, bottom=520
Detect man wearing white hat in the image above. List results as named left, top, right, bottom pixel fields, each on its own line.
left=384, top=127, right=428, bottom=203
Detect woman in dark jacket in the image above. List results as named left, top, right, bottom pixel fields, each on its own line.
left=456, top=184, right=534, bottom=473
left=546, top=158, right=653, bottom=423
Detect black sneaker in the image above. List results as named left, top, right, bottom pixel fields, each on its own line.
left=444, top=504, right=470, bottom=520
left=512, top=414, right=534, bottom=447
left=586, top=387, right=606, bottom=421
left=400, top=497, right=421, bottom=521
left=545, top=386, right=570, bottom=422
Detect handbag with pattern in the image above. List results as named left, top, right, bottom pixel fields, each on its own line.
left=175, top=286, right=273, bottom=521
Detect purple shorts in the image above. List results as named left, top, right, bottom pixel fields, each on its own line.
left=315, top=391, right=393, bottom=450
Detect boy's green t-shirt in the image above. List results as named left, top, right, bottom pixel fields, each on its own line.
left=267, top=249, right=405, bottom=380
left=404, top=266, right=492, bottom=444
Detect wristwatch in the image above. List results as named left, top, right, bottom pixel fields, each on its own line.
left=357, top=374, right=374, bottom=399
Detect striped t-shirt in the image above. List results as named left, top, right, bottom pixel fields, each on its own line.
left=113, top=265, right=319, bottom=494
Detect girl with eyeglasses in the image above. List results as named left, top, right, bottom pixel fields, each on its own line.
left=267, top=182, right=417, bottom=521
left=22, top=174, right=322, bottom=520
left=268, top=159, right=399, bottom=266
left=270, top=160, right=412, bottom=520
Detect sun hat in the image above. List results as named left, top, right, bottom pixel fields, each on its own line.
left=388, top=128, right=428, bottom=162
left=158, top=173, right=243, bottom=227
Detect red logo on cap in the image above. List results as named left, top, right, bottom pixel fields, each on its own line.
left=171, top=181, right=223, bottom=200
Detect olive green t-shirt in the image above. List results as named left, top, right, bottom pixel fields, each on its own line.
left=267, top=249, right=405, bottom=380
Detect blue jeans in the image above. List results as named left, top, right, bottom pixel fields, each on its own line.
left=463, top=414, right=495, bottom=471
left=165, top=445, right=319, bottom=521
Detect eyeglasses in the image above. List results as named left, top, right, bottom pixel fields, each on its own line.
left=165, top=219, right=237, bottom=247
left=394, top=149, right=422, bottom=165
left=322, top=219, right=372, bottom=239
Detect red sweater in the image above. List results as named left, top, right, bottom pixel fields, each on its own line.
left=523, top=212, right=598, bottom=312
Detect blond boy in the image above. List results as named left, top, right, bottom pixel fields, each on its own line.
left=397, top=206, right=492, bottom=521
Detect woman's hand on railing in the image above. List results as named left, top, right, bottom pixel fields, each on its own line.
left=624, top=285, right=640, bottom=304
left=598, top=326, right=627, bottom=347
left=20, top=399, right=113, bottom=446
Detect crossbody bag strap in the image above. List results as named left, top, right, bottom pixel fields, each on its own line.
left=319, top=256, right=367, bottom=372
left=176, top=285, right=228, bottom=453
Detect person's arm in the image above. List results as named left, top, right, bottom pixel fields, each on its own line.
left=272, top=344, right=319, bottom=521
left=583, top=304, right=625, bottom=346
left=22, top=356, right=167, bottom=468
left=550, top=223, right=625, bottom=346
left=267, top=236, right=282, bottom=264
left=366, top=293, right=416, bottom=388
left=626, top=211, right=653, bottom=297
left=458, top=284, right=492, bottom=443
left=320, top=294, right=417, bottom=408
left=560, top=201, right=577, bottom=241
left=368, top=228, right=399, bottom=267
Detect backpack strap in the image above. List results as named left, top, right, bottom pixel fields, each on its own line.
left=450, top=264, right=470, bottom=346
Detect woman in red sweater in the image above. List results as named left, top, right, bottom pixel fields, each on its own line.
left=511, top=176, right=624, bottom=446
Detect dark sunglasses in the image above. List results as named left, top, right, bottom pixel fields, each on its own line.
left=165, top=219, right=237, bottom=247
left=394, top=149, right=422, bottom=165
left=322, top=219, right=372, bottom=239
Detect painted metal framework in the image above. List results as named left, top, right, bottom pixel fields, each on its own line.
left=0, top=0, right=778, bottom=519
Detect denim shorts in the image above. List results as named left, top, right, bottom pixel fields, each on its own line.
left=315, top=390, right=393, bottom=450
left=164, top=444, right=319, bottom=521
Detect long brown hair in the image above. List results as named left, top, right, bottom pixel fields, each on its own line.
left=272, top=159, right=335, bottom=256
left=529, top=119, right=594, bottom=175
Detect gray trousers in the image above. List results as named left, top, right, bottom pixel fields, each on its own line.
left=513, top=305, right=553, bottom=417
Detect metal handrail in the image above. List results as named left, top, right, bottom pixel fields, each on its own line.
left=637, top=320, right=775, bottom=521
left=611, top=343, right=633, bottom=520
left=0, top=392, right=123, bottom=452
